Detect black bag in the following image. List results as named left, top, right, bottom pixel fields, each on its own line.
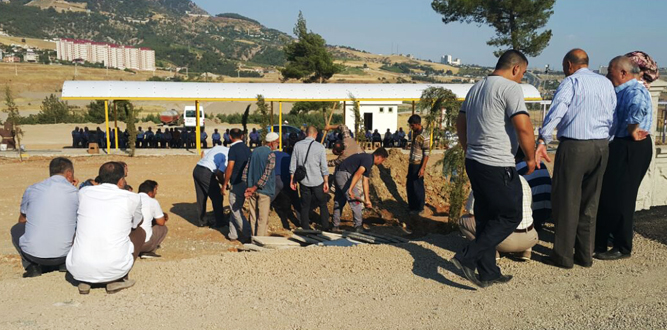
left=293, top=141, right=315, bottom=183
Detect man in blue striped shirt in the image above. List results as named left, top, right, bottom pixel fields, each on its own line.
left=595, top=56, right=653, bottom=261
left=536, top=49, right=617, bottom=269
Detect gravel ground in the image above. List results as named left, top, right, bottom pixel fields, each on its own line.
left=1, top=228, right=667, bottom=329
left=2, top=157, right=667, bottom=329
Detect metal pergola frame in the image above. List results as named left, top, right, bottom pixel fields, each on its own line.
left=61, top=81, right=542, bottom=155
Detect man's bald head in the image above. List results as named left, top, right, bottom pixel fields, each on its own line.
left=307, top=126, right=318, bottom=137
left=563, top=49, right=589, bottom=76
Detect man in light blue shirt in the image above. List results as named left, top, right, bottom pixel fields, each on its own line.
left=192, top=145, right=229, bottom=227
left=289, top=126, right=330, bottom=230
left=10, top=157, right=79, bottom=277
left=595, top=56, right=653, bottom=261
left=536, top=49, right=617, bottom=269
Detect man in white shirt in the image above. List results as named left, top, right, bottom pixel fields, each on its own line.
left=10, top=157, right=79, bottom=278
left=66, top=162, right=145, bottom=295
left=138, top=180, right=168, bottom=259
left=458, top=176, right=538, bottom=261
left=193, top=145, right=229, bottom=227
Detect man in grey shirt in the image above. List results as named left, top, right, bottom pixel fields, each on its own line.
left=10, top=157, right=79, bottom=278
left=289, top=126, right=330, bottom=230
left=452, top=50, right=536, bottom=288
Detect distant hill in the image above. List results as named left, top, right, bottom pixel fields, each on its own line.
left=0, top=0, right=459, bottom=81
left=0, top=0, right=291, bottom=75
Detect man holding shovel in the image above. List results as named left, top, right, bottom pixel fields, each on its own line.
left=332, top=148, right=389, bottom=233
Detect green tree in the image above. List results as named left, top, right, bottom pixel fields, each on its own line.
left=418, top=87, right=466, bottom=221
left=281, top=11, right=342, bottom=83
left=255, top=95, right=270, bottom=142
left=117, top=101, right=138, bottom=156
left=3, top=85, right=23, bottom=159
left=348, top=93, right=364, bottom=142
left=431, top=0, right=554, bottom=57
left=37, top=94, right=71, bottom=124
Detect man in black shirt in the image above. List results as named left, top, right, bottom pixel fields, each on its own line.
left=222, top=128, right=252, bottom=241
left=332, top=147, right=389, bottom=232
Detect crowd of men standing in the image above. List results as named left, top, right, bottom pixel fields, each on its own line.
left=452, top=48, right=658, bottom=288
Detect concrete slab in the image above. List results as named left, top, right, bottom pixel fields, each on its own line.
left=252, top=236, right=302, bottom=247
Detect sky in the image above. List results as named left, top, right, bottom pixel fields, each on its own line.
left=192, top=0, right=667, bottom=69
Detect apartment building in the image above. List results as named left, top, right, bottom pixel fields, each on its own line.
left=56, top=38, right=155, bottom=71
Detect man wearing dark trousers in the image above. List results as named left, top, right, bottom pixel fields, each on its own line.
left=406, top=115, right=429, bottom=215
left=192, top=144, right=229, bottom=227
left=289, top=126, right=330, bottom=230
left=536, top=49, right=617, bottom=269
left=595, top=56, right=653, bottom=260
left=453, top=50, right=536, bottom=288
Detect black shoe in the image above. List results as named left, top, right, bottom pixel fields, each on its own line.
left=354, top=226, right=368, bottom=233
left=59, top=264, right=67, bottom=272
left=593, top=249, right=630, bottom=261
left=541, top=256, right=573, bottom=269
left=573, top=257, right=593, bottom=268
left=450, top=257, right=484, bottom=288
left=481, top=274, right=513, bottom=288
left=23, top=264, right=42, bottom=278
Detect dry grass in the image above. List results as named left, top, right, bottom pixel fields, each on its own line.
left=26, top=0, right=88, bottom=13
left=0, top=35, right=55, bottom=50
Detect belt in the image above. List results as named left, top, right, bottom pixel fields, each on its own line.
left=514, top=224, right=534, bottom=233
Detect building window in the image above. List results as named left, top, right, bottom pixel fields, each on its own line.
left=388, top=107, right=393, bottom=113
left=379, top=107, right=384, bottom=113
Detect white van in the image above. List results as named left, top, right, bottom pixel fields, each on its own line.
left=183, top=106, right=205, bottom=128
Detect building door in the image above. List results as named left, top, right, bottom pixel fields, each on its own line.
left=363, top=113, right=373, bottom=131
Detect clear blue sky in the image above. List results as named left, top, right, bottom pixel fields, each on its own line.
left=193, top=0, right=666, bottom=69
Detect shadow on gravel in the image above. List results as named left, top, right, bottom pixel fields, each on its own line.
left=634, top=206, right=667, bottom=247
left=396, top=235, right=476, bottom=290
left=170, top=202, right=207, bottom=227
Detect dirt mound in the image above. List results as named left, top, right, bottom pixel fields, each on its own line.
left=364, top=148, right=454, bottom=234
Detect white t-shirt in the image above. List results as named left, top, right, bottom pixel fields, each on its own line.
left=466, top=176, right=533, bottom=230
left=197, top=145, right=229, bottom=172
left=139, top=192, right=164, bottom=242
left=66, top=184, right=143, bottom=283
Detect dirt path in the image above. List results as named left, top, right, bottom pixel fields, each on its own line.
left=1, top=156, right=666, bottom=329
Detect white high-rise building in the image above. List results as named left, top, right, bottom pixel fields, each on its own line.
left=441, top=54, right=461, bottom=66
left=56, top=38, right=155, bottom=71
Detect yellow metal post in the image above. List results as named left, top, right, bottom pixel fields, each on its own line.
left=279, top=102, right=283, bottom=150
left=104, top=100, right=111, bottom=154
left=195, top=100, right=201, bottom=155
left=113, top=101, right=119, bottom=150
left=270, top=101, right=274, bottom=132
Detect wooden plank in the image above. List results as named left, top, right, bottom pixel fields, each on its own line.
left=344, top=231, right=391, bottom=244
left=362, top=232, right=409, bottom=243
left=293, top=228, right=322, bottom=235
left=290, top=234, right=319, bottom=245
left=319, top=232, right=343, bottom=241
left=252, top=236, right=302, bottom=247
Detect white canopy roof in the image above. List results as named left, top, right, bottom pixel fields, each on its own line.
left=61, top=81, right=542, bottom=102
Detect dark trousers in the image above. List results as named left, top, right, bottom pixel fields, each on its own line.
left=299, top=183, right=330, bottom=230
left=551, top=138, right=609, bottom=267
left=406, top=163, right=425, bottom=212
left=193, top=165, right=224, bottom=227
left=595, top=136, right=652, bottom=255
left=11, top=223, right=67, bottom=270
left=455, top=159, right=522, bottom=281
